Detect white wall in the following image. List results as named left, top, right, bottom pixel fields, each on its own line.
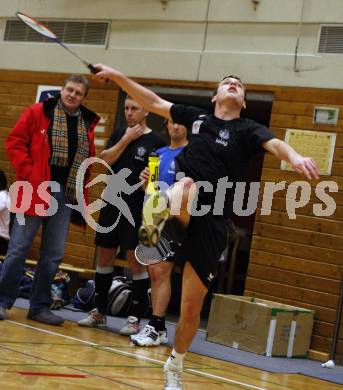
left=0, top=0, right=343, bottom=88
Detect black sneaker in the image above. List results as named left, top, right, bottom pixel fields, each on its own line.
left=27, top=308, right=64, bottom=325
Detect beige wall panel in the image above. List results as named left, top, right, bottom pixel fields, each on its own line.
left=2, top=0, right=342, bottom=22
left=4, top=41, right=342, bottom=87
left=0, top=18, right=4, bottom=38
left=199, top=52, right=343, bottom=87
left=209, top=0, right=303, bottom=22
left=109, top=21, right=205, bottom=50
left=0, top=0, right=209, bottom=21
left=0, top=43, right=200, bottom=80
left=205, top=23, right=318, bottom=54
left=209, top=0, right=343, bottom=23
left=304, top=0, right=343, bottom=22
left=102, top=48, right=200, bottom=79
left=0, top=1, right=343, bottom=87
left=0, top=43, right=106, bottom=73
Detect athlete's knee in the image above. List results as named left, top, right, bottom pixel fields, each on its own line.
left=170, top=177, right=193, bottom=199
left=149, top=264, right=170, bottom=285
left=179, top=177, right=194, bottom=201
left=97, top=257, right=113, bottom=267
left=170, top=177, right=194, bottom=218
left=180, top=298, right=202, bottom=323
left=180, top=177, right=194, bottom=190
left=128, top=261, right=147, bottom=275
left=97, top=246, right=115, bottom=267
left=129, top=261, right=147, bottom=275
left=127, top=250, right=147, bottom=274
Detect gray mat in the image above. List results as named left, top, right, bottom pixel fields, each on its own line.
left=13, top=298, right=343, bottom=385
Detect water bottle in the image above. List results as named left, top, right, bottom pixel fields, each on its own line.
left=146, top=152, right=160, bottom=194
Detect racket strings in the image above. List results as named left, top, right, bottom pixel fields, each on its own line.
left=135, top=237, right=172, bottom=266
left=158, top=239, right=171, bottom=257
left=16, top=12, right=95, bottom=72
left=135, top=246, right=162, bottom=266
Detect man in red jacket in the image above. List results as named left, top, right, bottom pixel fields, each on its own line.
left=0, top=74, right=99, bottom=325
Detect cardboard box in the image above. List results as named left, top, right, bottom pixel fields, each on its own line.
left=207, top=294, right=314, bottom=357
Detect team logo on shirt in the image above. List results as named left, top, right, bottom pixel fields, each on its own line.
left=216, top=129, right=230, bottom=146
left=168, top=160, right=176, bottom=175
left=135, top=146, right=147, bottom=161
left=192, top=120, right=203, bottom=134
left=207, top=273, right=215, bottom=282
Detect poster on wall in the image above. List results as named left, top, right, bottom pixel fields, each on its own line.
left=281, top=128, right=336, bottom=175
left=35, top=85, right=61, bottom=103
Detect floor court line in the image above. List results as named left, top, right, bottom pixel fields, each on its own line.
left=6, top=319, right=267, bottom=390
left=0, top=339, right=225, bottom=372
left=16, top=371, right=89, bottom=378
left=0, top=340, right=220, bottom=370
left=0, top=333, right=146, bottom=390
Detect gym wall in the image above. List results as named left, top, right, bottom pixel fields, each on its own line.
left=245, top=84, right=343, bottom=362
left=0, top=0, right=343, bottom=88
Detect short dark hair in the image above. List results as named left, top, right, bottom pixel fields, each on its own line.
left=125, top=95, right=135, bottom=102
left=0, top=170, right=7, bottom=191
left=212, top=75, right=246, bottom=99
left=64, top=74, right=89, bottom=96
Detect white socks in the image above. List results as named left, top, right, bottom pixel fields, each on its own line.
left=164, top=348, right=185, bottom=371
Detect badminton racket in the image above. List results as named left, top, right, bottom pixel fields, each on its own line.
left=16, top=12, right=98, bottom=74
left=135, top=237, right=180, bottom=266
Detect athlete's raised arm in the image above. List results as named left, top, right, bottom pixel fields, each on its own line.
left=93, top=64, right=172, bottom=120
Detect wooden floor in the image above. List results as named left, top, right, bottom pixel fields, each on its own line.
left=0, top=307, right=340, bottom=390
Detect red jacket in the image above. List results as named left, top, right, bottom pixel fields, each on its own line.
left=6, top=97, right=99, bottom=222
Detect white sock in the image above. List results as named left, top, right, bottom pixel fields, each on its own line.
left=165, top=348, right=185, bottom=370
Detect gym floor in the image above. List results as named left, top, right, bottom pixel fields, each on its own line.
left=0, top=307, right=341, bottom=389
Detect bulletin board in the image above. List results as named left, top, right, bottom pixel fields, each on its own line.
left=281, top=129, right=336, bottom=175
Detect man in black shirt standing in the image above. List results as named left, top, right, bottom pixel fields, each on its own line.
left=78, top=96, right=165, bottom=335
left=93, top=65, right=319, bottom=390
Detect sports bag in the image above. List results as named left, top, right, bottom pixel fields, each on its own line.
left=72, top=279, right=96, bottom=311
left=107, top=276, right=133, bottom=317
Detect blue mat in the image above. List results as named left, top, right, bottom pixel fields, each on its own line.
left=13, top=298, right=343, bottom=385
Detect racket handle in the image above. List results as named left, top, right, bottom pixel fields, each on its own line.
left=88, top=63, right=109, bottom=82
left=88, top=63, right=99, bottom=74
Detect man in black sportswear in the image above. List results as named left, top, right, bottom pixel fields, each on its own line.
left=92, top=64, right=319, bottom=390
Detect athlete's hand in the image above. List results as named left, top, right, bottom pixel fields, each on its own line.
left=290, top=156, right=319, bottom=180
left=92, top=63, right=121, bottom=82
left=139, top=167, right=150, bottom=190
left=123, top=124, right=145, bottom=142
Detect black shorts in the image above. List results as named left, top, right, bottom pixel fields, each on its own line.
left=174, top=214, right=228, bottom=289
left=95, top=201, right=142, bottom=251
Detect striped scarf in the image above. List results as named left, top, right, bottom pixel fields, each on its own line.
left=50, top=99, right=90, bottom=203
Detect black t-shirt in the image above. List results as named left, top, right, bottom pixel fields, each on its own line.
left=106, top=128, right=166, bottom=205
left=170, top=104, right=275, bottom=218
